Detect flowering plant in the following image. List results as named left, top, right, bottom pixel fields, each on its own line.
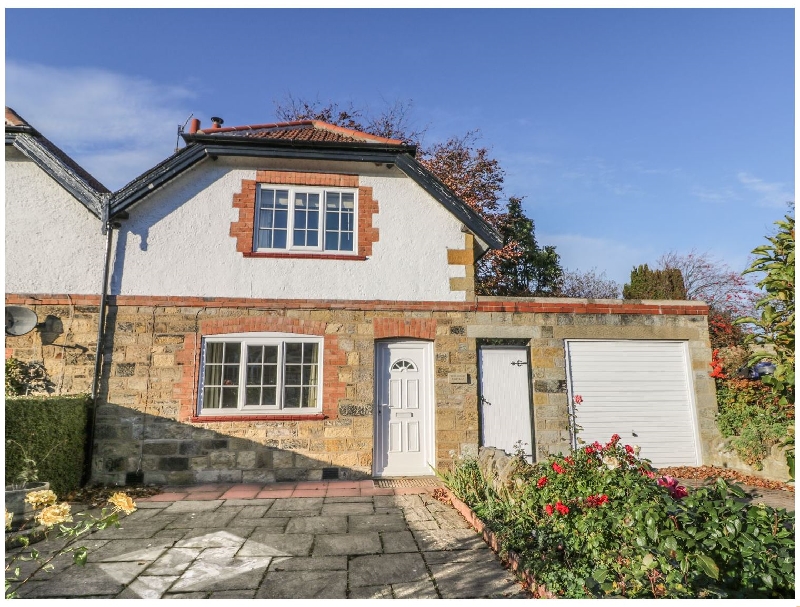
left=5, top=490, right=136, bottom=598
left=441, top=431, right=794, bottom=598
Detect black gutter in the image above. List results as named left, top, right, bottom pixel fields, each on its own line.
left=88, top=194, right=119, bottom=477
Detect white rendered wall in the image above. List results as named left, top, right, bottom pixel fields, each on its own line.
left=112, top=158, right=469, bottom=302
left=5, top=149, right=108, bottom=295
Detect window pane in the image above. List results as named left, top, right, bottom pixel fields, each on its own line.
left=325, top=232, right=339, bottom=251
left=340, top=233, right=353, bottom=251
left=264, top=346, right=278, bottom=364
left=221, top=387, right=238, bottom=408
left=303, top=343, right=319, bottom=364
left=276, top=190, right=289, bottom=209
left=285, top=364, right=301, bottom=386
left=257, top=229, right=272, bottom=249
left=341, top=192, right=355, bottom=209
left=247, top=346, right=263, bottom=363
left=246, top=387, right=261, bottom=406
left=303, top=387, right=317, bottom=408
left=326, top=211, right=339, bottom=231
left=307, top=231, right=319, bottom=247
left=308, top=211, right=319, bottom=230
left=263, top=365, right=278, bottom=386
left=246, top=364, right=262, bottom=386
left=274, top=210, right=288, bottom=229
left=223, top=343, right=240, bottom=363
left=260, top=211, right=274, bottom=229
left=303, top=364, right=318, bottom=386
left=260, top=188, right=275, bottom=209
left=203, top=386, right=221, bottom=409
left=263, top=387, right=277, bottom=407
left=294, top=208, right=307, bottom=229
left=273, top=229, right=287, bottom=249
left=223, top=364, right=240, bottom=386
left=284, top=387, right=301, bottom=408
left=285, top=343, right=303, bottom=364
left=206, top=342, right=224, bottom=364
left=204, top=363, right=222, bottom=386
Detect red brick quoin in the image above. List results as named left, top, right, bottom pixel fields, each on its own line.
left=230, top=170, right=379, bottom=259
left=174, top=315, right=346, bottom=423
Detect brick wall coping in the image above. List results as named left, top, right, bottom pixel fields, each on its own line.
left=5, top=294, right=708, bottom=316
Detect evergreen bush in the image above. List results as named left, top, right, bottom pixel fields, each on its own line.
left=5, top=395, right=92, bottom=496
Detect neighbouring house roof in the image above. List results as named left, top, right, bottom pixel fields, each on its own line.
left=192, top=120, right=407, bottom=146
left=111, top=117, right=502, bottom=250
left=5, top=107, right=109, bottom=217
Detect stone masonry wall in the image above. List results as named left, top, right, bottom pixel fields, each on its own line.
left=5, top=295, right=727, bottom=485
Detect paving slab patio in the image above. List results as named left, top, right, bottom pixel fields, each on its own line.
left=6, top=479, right=528, bottom=599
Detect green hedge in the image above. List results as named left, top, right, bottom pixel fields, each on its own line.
left=5, top=395, right=92, bottom=496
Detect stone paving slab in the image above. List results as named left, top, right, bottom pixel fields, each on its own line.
left=256, top=570, right=348, bottom=599
left=7, top=485, right=529, bottom=599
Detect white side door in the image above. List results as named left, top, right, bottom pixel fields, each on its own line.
left=374, top=341, right=434, bottom=477
left=565, top=340, right=700, bottom=467
left=478, top=346, right=534, bottom=461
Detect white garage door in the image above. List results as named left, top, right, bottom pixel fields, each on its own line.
left=565, top=340, right=699, bottom=467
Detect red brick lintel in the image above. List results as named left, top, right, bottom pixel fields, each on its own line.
left=190, top=414, right=326, bottom=423
left=4, top=294, right=709, bottom=316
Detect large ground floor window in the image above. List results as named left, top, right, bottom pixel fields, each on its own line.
left=199, top=333, right=322, bottom=415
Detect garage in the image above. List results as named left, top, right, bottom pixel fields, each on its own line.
left=565, top=340, right=700, bottom=467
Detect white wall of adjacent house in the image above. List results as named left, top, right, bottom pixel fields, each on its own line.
left=5, top=148, right=108, bottom=295
left=110, top=158, right=470, bottom=302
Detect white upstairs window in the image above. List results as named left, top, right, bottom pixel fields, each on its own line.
left=255, top=186, right=356, bottom=253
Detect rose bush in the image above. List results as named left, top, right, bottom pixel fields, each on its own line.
left=440, top=436, right=794, bottom=598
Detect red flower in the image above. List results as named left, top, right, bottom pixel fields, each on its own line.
left=555, top=501, right=570, bottom=515
left=640, top=468, right=656, bottom=479
left=625, top=444, right=634, bottom=454
left=573, top=394, right=583, bottom=404
left=611, top=434, right=621, bottom=444
left=585, top=494, right=609, bottom=507
left=564, top=456, right=575, bottom=465
left=585, top=446, right=594, bottom=454
left=552, top=463, right=566, bottom=474
left=544, top=504, right=554, bottom=516
left=537, top=476, right=548, bottom=488
left=658, top=475, right=689, bottom=499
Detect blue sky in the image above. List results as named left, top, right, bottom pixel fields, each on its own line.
left=5, top=8, right=795, bottom=286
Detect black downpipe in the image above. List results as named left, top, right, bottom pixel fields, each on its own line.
left=86, top=194, right=117, bottom=484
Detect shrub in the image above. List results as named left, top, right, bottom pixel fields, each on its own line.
left=441, top=438, right=794, bottom=598
left=623, top=264, right=687, bottom=300
left=5, top=358, right=51, bottom=396
left=715, top=378, right=793, bottom=468
left=5, top=395, right=92, bottom=496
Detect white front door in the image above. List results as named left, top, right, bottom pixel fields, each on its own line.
left=374, top=341, right=434, bottom=477
left=478, top=346, right=534, bottom=461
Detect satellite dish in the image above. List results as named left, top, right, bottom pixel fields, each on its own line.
left=5, top=306, right=38, bottom=336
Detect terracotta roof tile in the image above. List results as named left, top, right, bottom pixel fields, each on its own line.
left=194, top=120, right=406, bottom=146
left=5, top=107, right=28, bottom=127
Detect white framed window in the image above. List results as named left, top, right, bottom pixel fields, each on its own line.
left=198, top=333, right=323, bottom=415
left=255, top=185, right=357, bottom=253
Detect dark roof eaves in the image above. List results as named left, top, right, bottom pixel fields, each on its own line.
left=7, top=132, right=105, bottom=218
left=394, top=154, right=503, bottom=250
left=184, top=132, right=417, bottom=155
left=110, top=144, right=208, bottom=215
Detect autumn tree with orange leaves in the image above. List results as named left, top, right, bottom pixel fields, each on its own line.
left=275, top=97, right=563, bottom=296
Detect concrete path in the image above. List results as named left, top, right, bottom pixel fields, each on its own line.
left=6, top=481, right=528, bottom=599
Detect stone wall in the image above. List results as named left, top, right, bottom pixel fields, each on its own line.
left=5, top=294, right=727, bottom=485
